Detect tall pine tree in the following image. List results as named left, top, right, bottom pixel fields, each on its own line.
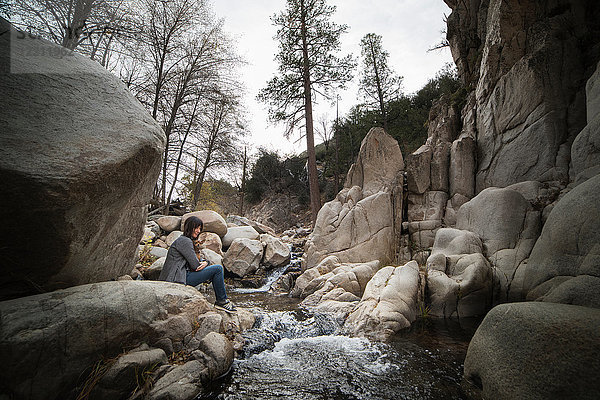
left=358, top=33, right=403, bottom=131
left=258, top=0, right=355, bottom=225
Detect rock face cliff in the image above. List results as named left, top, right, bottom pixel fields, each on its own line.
left=0, top=18, right=165, bottom=300
left=438, top=1, right=600, bottom=398
left=446, top=0, right=600, bottom=190
left=295, top=0, right=600, bottom=353
left=407, top=0, right=600, bottom=314
left=439, top=0, right=600, bottom=305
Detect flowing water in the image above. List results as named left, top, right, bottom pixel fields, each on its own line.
left=199, top=289, right=482, bottom=400
left=231, top=244, right=302, bottom=294
left=196, top=245, right=482, bottom=400
left=232, top=263, right=293, bottom=294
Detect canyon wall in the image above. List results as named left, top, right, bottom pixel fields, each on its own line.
left=298, top=0, right=600, bottom=346
left=439, top=1, right=600, bottom=397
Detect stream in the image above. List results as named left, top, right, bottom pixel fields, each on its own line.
left=199, top=288, right=483, bottom=400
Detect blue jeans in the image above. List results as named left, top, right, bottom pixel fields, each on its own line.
left=186, top=264, right=227, bottom=303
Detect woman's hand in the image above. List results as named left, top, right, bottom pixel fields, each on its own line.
left=196, top=261, right=208, bottom=271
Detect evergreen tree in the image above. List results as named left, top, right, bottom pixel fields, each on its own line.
left=358, top=33, right=403, bottom=131
left=258, top=0, right=355, bottom=225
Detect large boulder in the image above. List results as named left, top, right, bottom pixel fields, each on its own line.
left=260, top=234, right=291, bottom=269
left=426, top=228, right=493, bottom=318
left=299, top=258, right=381, bottom=306
left=144, top=257, right=166, bottom=280
left=226, top=215, right=276, bottom=236
left=181, top=211, right=228, bottom=238
left=523, top=174, right=600, bottom=308
left=304, top=128, right=403, bottom=270
left=147, top=332, right=233, bottom=400
left=221, top=225, right=260, bottom=248
left=588, top=61, right=600, bottom=120
left=345, top=127, right=405, bottom=196
left=148, top=246, right=169, bottom=259
left=166, top=230, right=183, bottom=247
left=196, top=331, right=235, bottom=380
left=89, top=345, right=168, bottom=400
left=0, top=281, right=223, bottom=400
left=304, top=187, right=396, bottom=269
left=223, top=238, right=263, bottom=277
left=196, top=232, right=223, bottom=256
left=146, top=360, right=207, bottom=400
left=464, top=302, right=600, bottom=400
left=456, top=186, right=541, bottom=302
left=0, top=19, right=165, bottom=300
left=296, top=257, right=382, bottom=321
left=291, top=256, right=379, bottom=299
left=428, top=252, right=493, bottom=318
left=570, top=61, right=600, bottom=186
left=226, top=214, right=252, bottom=227
left=199, top=248, right=224, bottom=267
left=457, top=187, right=531, bottom=254
left=306, top=288, right=361, bottom=321
left=157, top=216, right=182, bottom=233
left=570, top=111, right=600, bottom=186
left=344, top=261, right=420, bottom=341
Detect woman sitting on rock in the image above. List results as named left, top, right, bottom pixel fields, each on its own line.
left=159, top=216, right=236, bottom=312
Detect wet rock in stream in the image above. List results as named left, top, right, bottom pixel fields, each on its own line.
left=241, top=311, right=342, bottom=357
left=198, top=294, right=482, bottom=400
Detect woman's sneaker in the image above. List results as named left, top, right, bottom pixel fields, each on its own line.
left=215, top=300, right=237, bottom=313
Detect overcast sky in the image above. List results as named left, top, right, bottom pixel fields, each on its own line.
left=211, top=0, right=454, bottom=156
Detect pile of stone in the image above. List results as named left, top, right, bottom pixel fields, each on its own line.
left=136, top=210, right=291, bottom=285
left=0, top=281, right=255, bottom=400
left=292, top=55, right=600, bottom=356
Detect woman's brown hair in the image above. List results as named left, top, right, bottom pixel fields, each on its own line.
left=183, top=216, right=203, bottom=238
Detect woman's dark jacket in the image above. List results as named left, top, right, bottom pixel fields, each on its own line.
left=158, top=235, right=200, bottom=284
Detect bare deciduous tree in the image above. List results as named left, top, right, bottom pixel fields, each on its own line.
left=315, top=114, right=333, bottom=152
left=126, top=0, right=244, bottom=213
left=190, top=92, right=246, bottom=209
left=8, top=0, right=133, bottom=57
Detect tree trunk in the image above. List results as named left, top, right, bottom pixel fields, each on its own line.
left=100, top=31, right=115, bottom=67
left=61, top=0, right=94, bottom=50
left=239, top=146, right=247, bottom=215
left=161, top=139, right=169, bottom=213
left=158, top=68, right=193, bottom=210
left=192, top=150, right=199, bottom=205
left=334, top=98, right=340, bottom=194
left=300, top=0, right=321, bottom=226
left=192, top=100, right=226, bottom=207
left=166, top=97, right=200, bottom=209
left=193, top=157, right=210, bottom=209
left=369, top=37, right=387, bottom=131
left=334, top=129, right=340, bottom=194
